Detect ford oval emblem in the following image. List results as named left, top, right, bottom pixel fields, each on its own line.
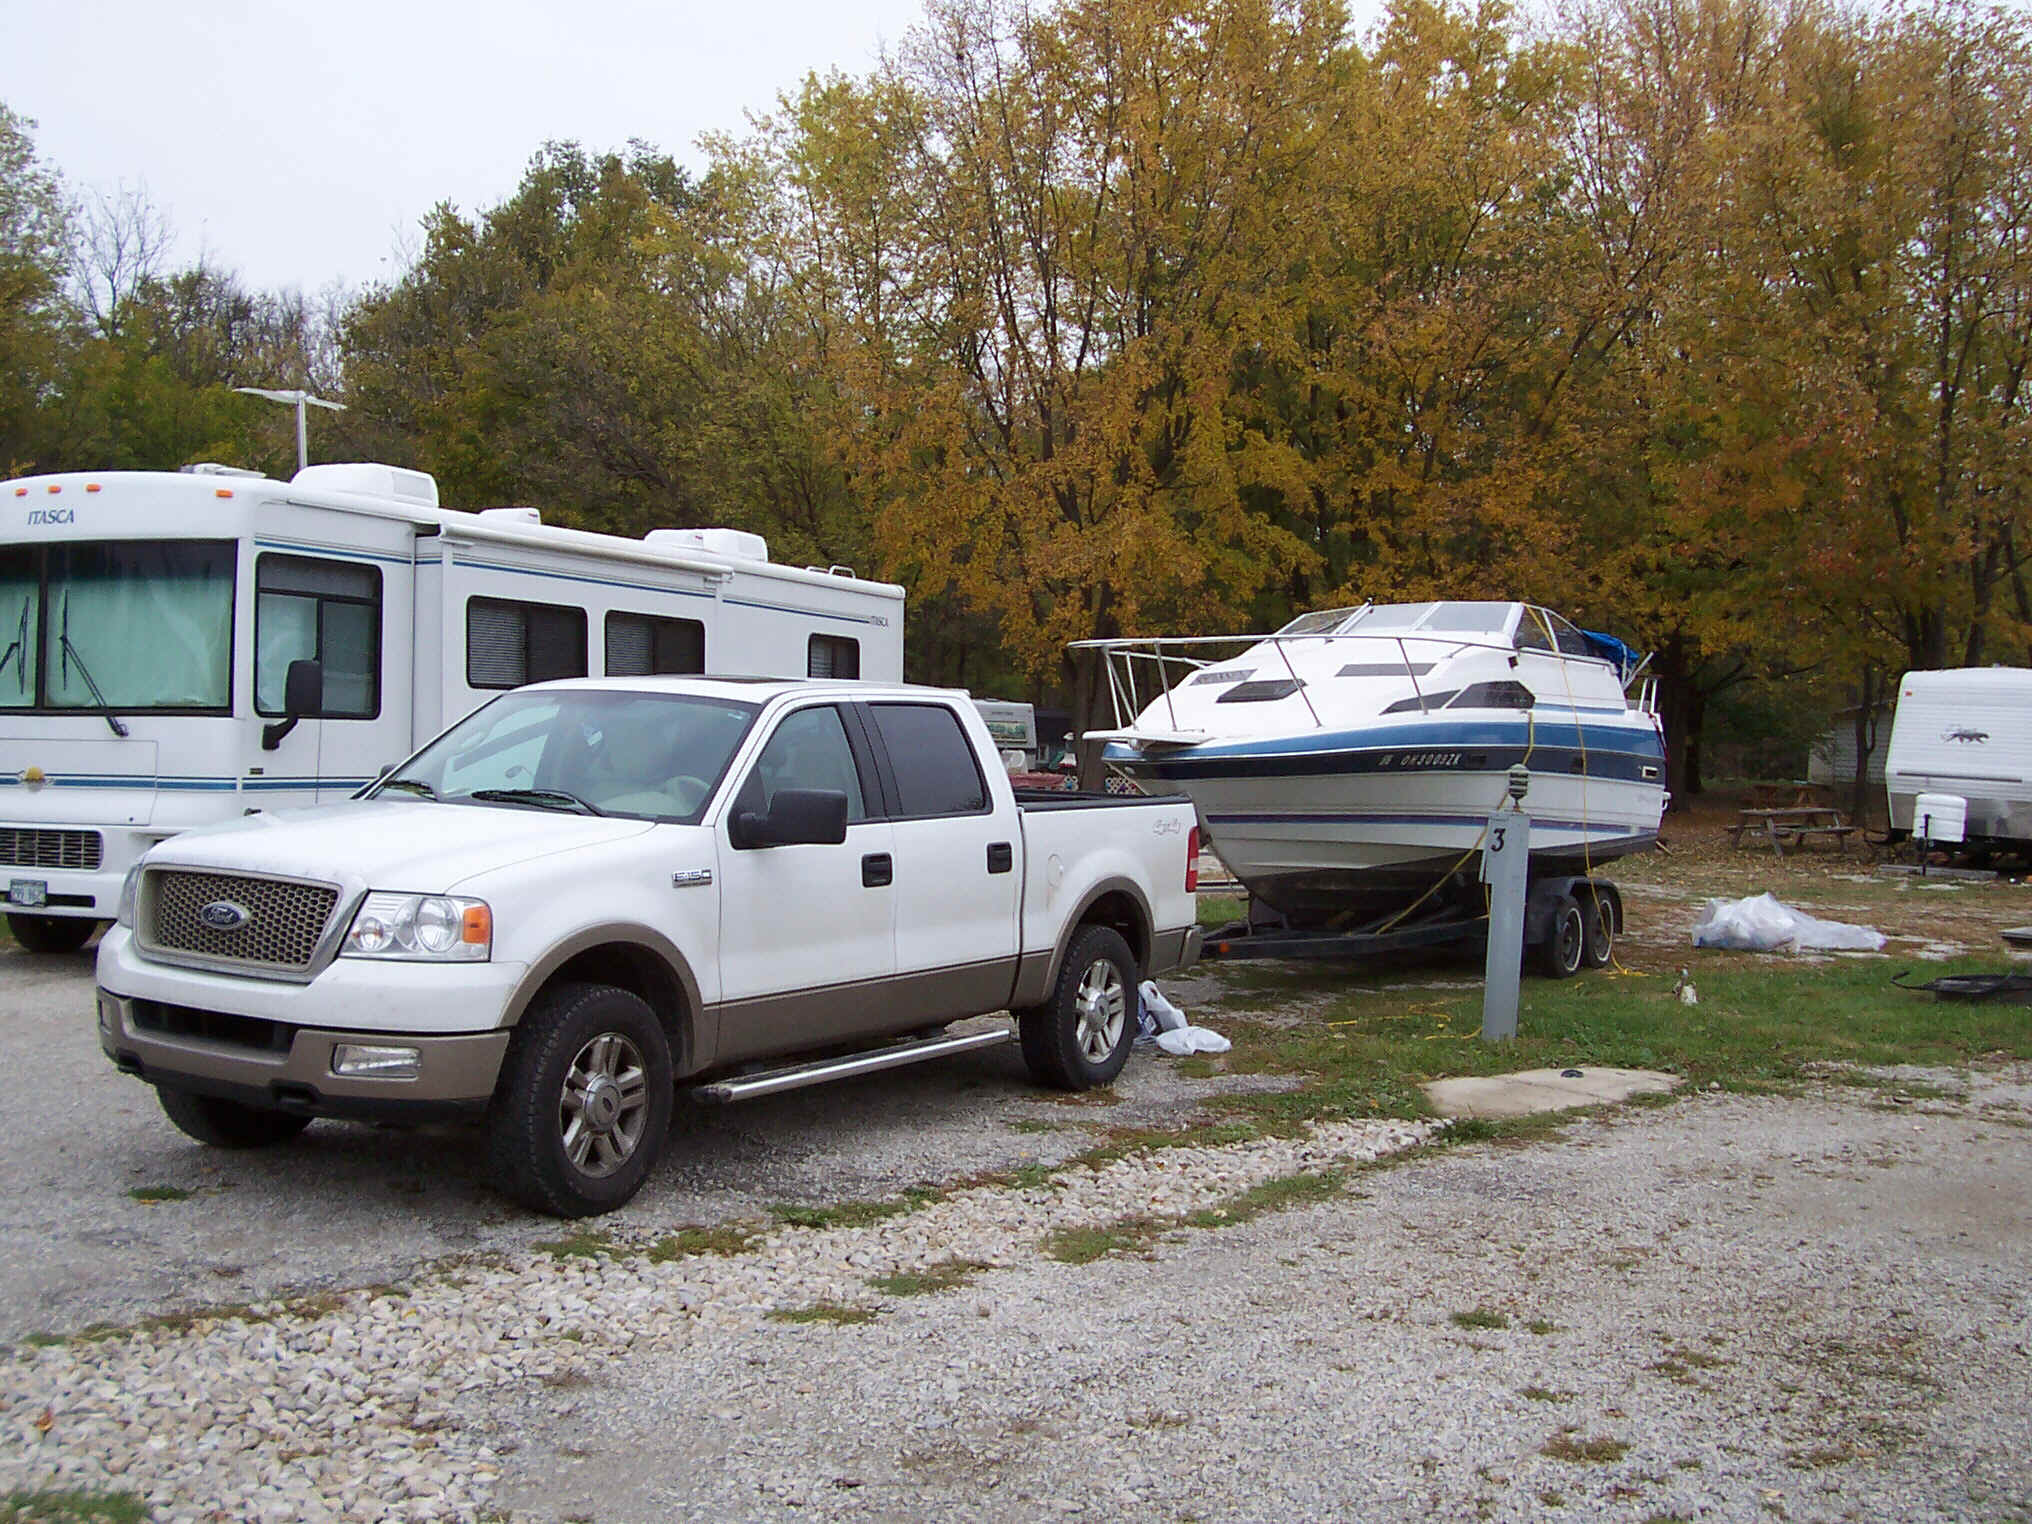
left=199, top=899, right=252, bottom=932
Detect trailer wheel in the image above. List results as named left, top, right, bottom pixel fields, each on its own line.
left=1018, top=925, right=1138, bottom=1091
left=156, top=1087, right=312, bottom=1148
left=1580, top=890, right=1615, bottom=970
left=488, top=982, right=672, bottom=1218
left=6, top=913, right=98, bottom=955
left=1535, top=894, right=1586, bottom=980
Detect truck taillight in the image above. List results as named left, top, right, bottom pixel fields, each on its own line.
left=1186, top=826, right=1199, bottom=892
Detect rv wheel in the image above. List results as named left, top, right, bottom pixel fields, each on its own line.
left=6, top=913, right=98, bottom=955
left=1535, top=894, right=1586, bottom=980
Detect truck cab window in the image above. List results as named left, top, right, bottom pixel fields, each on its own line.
left=868, top=703, right=989, bottom=817
left=735, top=705, right=868, bottom=822
left=256, top=554, right=382, bottom=717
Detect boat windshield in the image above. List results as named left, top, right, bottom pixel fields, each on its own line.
left=374, top=688, right=762, bottom=824
left=0, top=540, right=235, bottom=712
left=1274, top=601, right=1517, bottom=639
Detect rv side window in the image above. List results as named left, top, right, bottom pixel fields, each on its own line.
left=467, top=598, right=587, bottom=689
left=605, top=612, right=706, bottom=676
left=808, top=634, right=860, bottom=680
left=256, top=555, right=382, bottom=718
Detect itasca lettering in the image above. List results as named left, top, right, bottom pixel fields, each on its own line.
left=26, top=508, right=75, bottom=525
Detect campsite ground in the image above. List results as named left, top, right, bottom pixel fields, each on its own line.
left=2, top=790, right=2029, bottom=1522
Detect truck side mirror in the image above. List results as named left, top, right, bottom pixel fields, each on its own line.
left=732, top=788, right=848, bottom=848
left=262, top=658, right=324, bottom=752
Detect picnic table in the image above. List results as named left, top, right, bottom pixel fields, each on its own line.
left=1744, top=780, right=1836, bottom=809
left=1728, top=806, right=1857, bottom=856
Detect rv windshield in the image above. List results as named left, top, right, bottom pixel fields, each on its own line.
left=0, top=541, right=234, bottom=712
left=377, top=688, right=761, bottom=824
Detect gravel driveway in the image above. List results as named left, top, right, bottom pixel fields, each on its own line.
left=2, top=945, right=2028, bottom=1522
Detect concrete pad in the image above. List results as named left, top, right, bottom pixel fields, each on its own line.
left=1422, top=1066, right=1682, bottom=1120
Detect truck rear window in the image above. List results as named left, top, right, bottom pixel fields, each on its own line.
left=868, top=703, right=988, bottom=817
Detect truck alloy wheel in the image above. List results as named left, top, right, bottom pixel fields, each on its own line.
left=1019, top=924, right=1139, bottom=1091
left=489, top=982, right=673, bottom=1217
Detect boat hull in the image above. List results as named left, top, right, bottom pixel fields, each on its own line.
left=1112, top=718, right=1665, bottom=926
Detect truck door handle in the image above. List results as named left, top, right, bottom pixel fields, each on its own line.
left=987, top=841, right=1013, bottom=874
left=862, top=853, right=893, bottom=888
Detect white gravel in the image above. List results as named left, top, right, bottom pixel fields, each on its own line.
left=0, top=1117, right=1437, bottom=1521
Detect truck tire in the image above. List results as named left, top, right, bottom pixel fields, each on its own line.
left=1535, top=893, right=1586, bottom=980
left=1580, top=889, right=1615, bottom=970
left=156, top=1087, right=312, bottom=1148
left=1018, top=925, right=1139, bottom=1091
left=7, top=913, right=97, bottom=955
left=488, top=982, right=672, bottom=1218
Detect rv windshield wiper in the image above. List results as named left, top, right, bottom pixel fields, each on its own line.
left=0, top=598, right=25, bottom=698
left=377, top=776, right=438, bottom=799
left=467, top=787, right=605, bottom=817
left=57, top=596, right=129, bottom=738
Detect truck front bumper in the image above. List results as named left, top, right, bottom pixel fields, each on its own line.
left=95, top=927, right=522, bottom=1121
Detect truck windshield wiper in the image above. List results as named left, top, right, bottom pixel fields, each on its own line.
left=58, top=595, right=128, bottom=738
left=377, top=776, right=438, bottom=799
left=467, top=787, right=605, bottom=817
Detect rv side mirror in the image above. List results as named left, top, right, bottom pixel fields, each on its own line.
left=732, top=788, right=849, bottom=848
left=261, top=658, right=324, bottom=751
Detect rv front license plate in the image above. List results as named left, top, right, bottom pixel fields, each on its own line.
left=7, top=879, right=47, bottom=908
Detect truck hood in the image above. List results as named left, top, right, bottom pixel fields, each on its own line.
left=143, top=800, right=659, bottom=893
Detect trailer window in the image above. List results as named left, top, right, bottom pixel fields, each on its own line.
left=467, top=598, right=587, bottom=688
left=256, top=555, right=381, bottom=718
left=605, top=612, right=705, bottom=676
left=807, top=633, right=860, bottom=680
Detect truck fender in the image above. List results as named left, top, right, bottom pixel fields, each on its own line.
left=501, top=925, right=710, bottom=1076
left=1012, top=876, right=1155, bottom=1008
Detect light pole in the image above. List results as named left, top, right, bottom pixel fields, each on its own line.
left=233, top=388, right=346, bottom=473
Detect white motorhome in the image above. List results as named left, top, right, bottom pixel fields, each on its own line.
left=1, top=462, right=902, bottom=951
left=1883, top=668, right=2032, bottom=844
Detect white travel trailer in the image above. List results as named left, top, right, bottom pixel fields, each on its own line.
left=1, top=462, right=903, bottom=951
left=1883, top=668, right=2032, bottom=844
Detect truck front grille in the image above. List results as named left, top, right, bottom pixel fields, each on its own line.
left=130, top=999, right=293, bottom=1054
left=143, top=870, right=341, bottom=974
left=0, top=828, right=103, bottom=871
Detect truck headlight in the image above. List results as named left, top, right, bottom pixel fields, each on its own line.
left=341, top=893, right=491, bottom=962
left=115, top=864, right=145, bottom=929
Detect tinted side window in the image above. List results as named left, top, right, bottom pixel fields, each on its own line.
left=606, top=612, right=705, bottom=675
left=256, top=554, right=381, bottom=717
left=869, top=703, right=988, bottom=817
left=734, top=705, right=868, bottom=822
left=808, top=634, right=860, bottom=679
left=467, top=598, right=587, bottom=688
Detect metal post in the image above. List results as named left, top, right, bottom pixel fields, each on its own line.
left=295, top=397, right=308, bottom=473
left=1480, top=807, right=1529, bottom=1041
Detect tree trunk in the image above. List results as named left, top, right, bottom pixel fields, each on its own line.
left=1847, top=664, right=1882, bottom=829
left=1654, top=634, right=1705, bottom=811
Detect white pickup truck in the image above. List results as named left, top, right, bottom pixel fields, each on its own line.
left=95, top=678, right=1203, bottom=1215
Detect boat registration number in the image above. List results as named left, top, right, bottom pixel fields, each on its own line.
left=1383, top=751, right=1465, bottom=769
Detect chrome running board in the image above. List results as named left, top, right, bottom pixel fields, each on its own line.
left=691, top=1025, right=1014, bottom=1103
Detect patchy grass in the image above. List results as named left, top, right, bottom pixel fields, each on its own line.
left=1542, top=1432, right=1632, bottom=1464
left=531, top=1229, right=615, bottom=1260
left=125, top=1185, right=190, bottom=1204
left=0, top=1492, right=149, bottom=1524
left=769, top=1185, right=945, bottom=1231
left=870, top=1258, right=991, bottom=1297
left=1526, top=1318, right=1558, bottom=1335
left=647, top=1225, right=759, bottom=1262
left=1045, top=1168, right=1350, bottom=1264
left=1197, top=893, right=1247, bottom=928
left=767, top=1303, right=877, bottom=1327
left=1044, top=1217, right=1164, bottom=1265
left=1450, top=1307, right=1511, bottom=1331
left=1519, top=1386, right=1571, bottom=1404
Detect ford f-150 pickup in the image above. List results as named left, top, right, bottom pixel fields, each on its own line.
left=96, top=678, right=1203, bottom=1214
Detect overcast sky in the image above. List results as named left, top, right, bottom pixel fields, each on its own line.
left=3, top=0, right=931, bottom=296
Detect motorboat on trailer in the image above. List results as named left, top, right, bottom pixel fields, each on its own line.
left=1076, top=600, right=1668, bottom=928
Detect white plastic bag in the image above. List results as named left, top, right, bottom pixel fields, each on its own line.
left=1138, top=980, right=1188, bottom=1032
left=1154, top=1026, right=1231, bottom=1055
left=1690, top=892, right=1885, bottom=953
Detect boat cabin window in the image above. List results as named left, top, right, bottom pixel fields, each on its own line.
left=1339, top=603, right=1435, bottom=632
left=1277, top=608, right=1363, bottom=636
left=1513, top=612, right=1554, bottom=652
left=1538, top=608, right=1594, bottom=657
left=1419, top=601, right=1514, bottom=633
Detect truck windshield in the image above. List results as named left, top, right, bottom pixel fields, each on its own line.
left=0, top=541, right=234, bottom=711
left=376, top=688, right=761, bottom=824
